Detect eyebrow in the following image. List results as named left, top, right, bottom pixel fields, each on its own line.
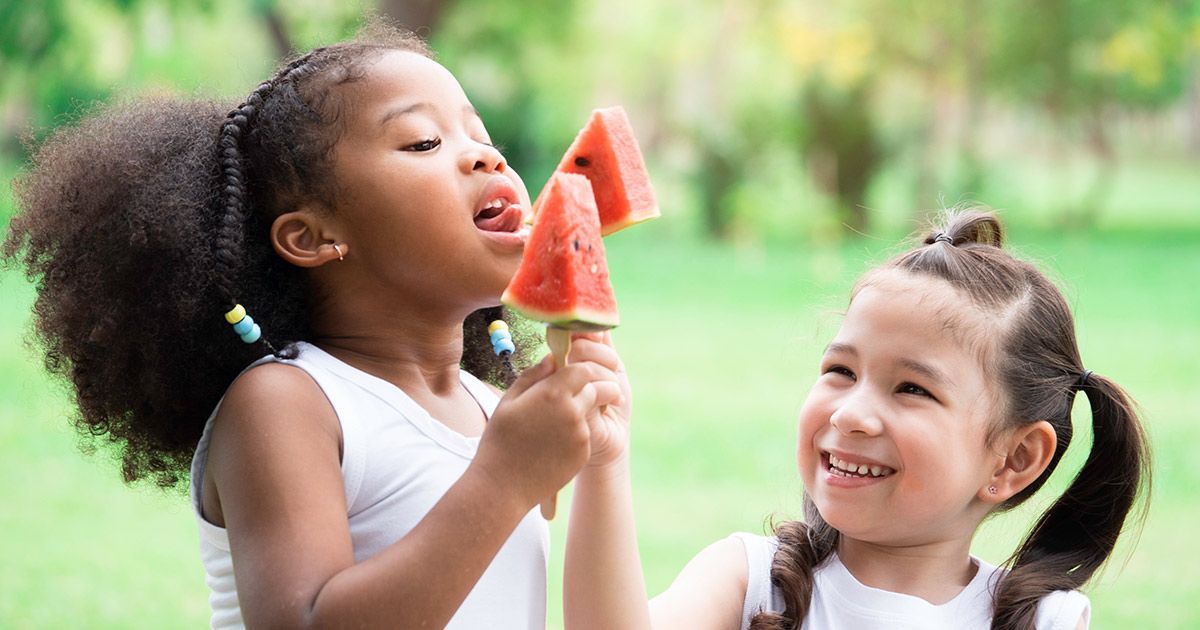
left=898, top=358, right=954, bottom=388
left=379, top=102, right=483, bottom=127
left=824, top=342, right=954, bottom=387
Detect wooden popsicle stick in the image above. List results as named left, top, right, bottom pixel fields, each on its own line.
left=541, top=326, right=572, bottom=520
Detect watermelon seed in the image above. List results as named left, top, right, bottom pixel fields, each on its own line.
left=574, top=157, right=590, bottom=167
left=573, top=239, right=580, bottom=251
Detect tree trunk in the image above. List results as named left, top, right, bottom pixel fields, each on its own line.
left=958, top=0, right=985, bottom=197
left=261, top=5, right=293, bottom=58
left=1189, top=65, right=1200, bottom=156
left=379, top=0, right=450, bottom=36
left=1076, top=108, right=1116, bottom=228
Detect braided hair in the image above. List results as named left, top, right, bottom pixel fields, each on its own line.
left=3, top=22, right=536, bottom=488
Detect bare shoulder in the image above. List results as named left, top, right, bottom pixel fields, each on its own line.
left=205, top=361, right=360, bottom=626
left=650, top=536, right=748, bottom=630
left=217, top=360, right=339, bottom=439
left=203, top=360, right=342, bottom=526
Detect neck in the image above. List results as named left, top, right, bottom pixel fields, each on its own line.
left=836, top=535, right=979, bottom=605
left=308, top=293, right=473, bottom=396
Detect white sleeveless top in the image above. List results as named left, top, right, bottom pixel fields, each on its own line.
left=733, top=533, right=1090, bottom=630
left=189, top=342, right=550, bottom=629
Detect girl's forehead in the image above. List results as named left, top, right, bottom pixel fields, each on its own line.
left=342, top=50, right=470, bottom=125
left=843, top=270, right=996, bottom=360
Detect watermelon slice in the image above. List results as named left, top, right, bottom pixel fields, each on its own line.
left=550, top=106, right=659, bottom=236
left=502, top=172, right=618, bottom=331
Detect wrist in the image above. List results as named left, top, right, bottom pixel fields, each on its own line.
left=465, top=451, right=539, bottom=517
left=581, top=451, right=631, bottom=481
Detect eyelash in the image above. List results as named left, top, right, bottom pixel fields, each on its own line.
left=897, top=382, right=936, bottom=400
left=405, top=137, right=441, bottom=152
left=403, top=138, right=502, bottom=154
left=823, top=366, right=938, bottom=401
left=824, top=365, right=856, bottom=381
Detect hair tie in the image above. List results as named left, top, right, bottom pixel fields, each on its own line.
left=933, top=233, right=954, bottom=245
left=1075, top=369, right=1093, bottom=390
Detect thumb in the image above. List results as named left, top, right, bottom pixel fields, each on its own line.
left=504, top=353, right=555, bottom=398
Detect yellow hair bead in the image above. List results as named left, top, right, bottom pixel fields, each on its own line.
left=224, top=304, right=247, bottom=324
left=487, top=320, right=509, bottom=334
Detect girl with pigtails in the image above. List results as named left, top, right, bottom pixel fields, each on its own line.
left=566, top=211, right=1150, bottom=630
left=5, top=22, right=641, bottom=629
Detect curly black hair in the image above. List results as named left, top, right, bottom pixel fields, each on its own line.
left=3, top=23, right=539, bottom=489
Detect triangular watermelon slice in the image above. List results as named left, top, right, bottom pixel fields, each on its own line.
left=502, top=172, right=618, bottom=331
left=551, top=106, right=659, bottom=236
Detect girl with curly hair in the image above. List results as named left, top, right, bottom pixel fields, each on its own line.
left=566, top=211, right=1150, bottom=630
left=4, top=23, right=634, bottom=628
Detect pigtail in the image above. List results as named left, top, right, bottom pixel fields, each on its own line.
left=991, top=373, right=1151, bottom=630
left=749, top=499, right=838, bottom=630
left=924, top=210, right=1003, bottom=249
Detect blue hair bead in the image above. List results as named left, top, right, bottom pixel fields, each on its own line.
left=232, top=315, right=256, bottom=336
left=239, top=323, right=262, bottom=344
left=493, top=337, right=515, bottom=356
left=490, top=329, right=512, bottom=346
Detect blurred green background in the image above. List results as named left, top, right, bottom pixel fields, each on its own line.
left=2, top=0, right=1197, bottom=627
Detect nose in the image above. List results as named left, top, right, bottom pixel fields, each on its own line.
left=460, top=142, right=506, bottom=174
left=829, top=387, right=884, bottom=437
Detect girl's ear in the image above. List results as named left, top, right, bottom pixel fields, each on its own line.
left=271, top=209, right=347, bottom=267
left=981, top=420, right=1057, bottom=504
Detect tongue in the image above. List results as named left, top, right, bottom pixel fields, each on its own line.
left=475, top=205, right=521, bottom=233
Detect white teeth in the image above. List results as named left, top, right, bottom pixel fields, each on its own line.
left=827, top=453, right=891, bottom=478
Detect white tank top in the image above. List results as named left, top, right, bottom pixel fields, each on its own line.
left=734, top=532, right=1090, bottom=629
left=189, top=342, right=550, bottom=629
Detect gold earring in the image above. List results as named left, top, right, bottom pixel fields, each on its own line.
left=332, top=243, right=344, bottom=261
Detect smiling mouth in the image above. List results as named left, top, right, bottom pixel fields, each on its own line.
left=825, top=452, right=896, bottom=479
left=474, top=197, right=525, bottom=234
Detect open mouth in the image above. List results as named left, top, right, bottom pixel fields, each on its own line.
left=474, top=196, right=526, bottom=234
left=824, top=452, right=896, bottom=479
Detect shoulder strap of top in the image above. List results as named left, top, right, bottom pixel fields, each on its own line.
left=1035, top=589, right=1091, bottom=630
left=729, top=532, right=781, bottom=630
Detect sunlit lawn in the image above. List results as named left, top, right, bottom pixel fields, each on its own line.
left=2, top=215, right=1197, bottom=627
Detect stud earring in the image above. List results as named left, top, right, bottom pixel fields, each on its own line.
left=987, top=485, right=998, bottom=495
left=332, top=243, right=344, bottom=261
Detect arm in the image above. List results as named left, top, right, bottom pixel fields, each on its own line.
left=563, top=333, right=649, bottom=629
left=649, top=537, right=748, bottom=630
left=208, top=357, right=614, bottom=629
left=564, top=454, right=648, bottom=628
left=561, top=335, right=747, bottom=630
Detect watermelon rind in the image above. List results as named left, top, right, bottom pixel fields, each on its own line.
left=501, top=172, right=620, bottom=331
left=554, top=106, right=659, bottom=237
left=497, top=297, right=619, bottom=332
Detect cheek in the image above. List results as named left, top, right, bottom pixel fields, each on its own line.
left=795, top=390, right=828, bottom=471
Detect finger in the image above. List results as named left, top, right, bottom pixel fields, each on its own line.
left=584, top=380, right=623, bottom=409
left=504, top=353, right=555, bottom=397
left=553, top=361, right=619, bottom=395
left=566, top=337, right=621, bottom=372
left=573, top=381, right=598, bottom=413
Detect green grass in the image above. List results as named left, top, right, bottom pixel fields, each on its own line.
left=2, top=219, right=1198, bottom=628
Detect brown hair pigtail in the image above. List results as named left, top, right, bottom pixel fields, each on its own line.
left=991, top=373, right=1151, bottom=629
